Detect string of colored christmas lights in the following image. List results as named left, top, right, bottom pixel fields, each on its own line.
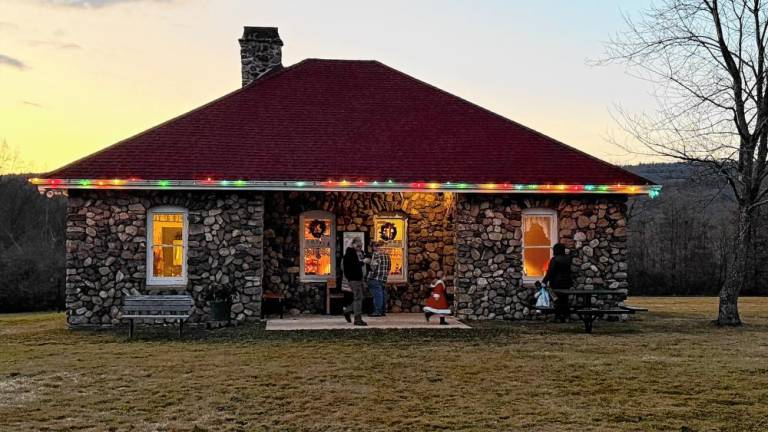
left=29, top=177, right=661, bottom=198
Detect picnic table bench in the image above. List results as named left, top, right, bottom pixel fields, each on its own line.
left=121, top=294, right=194, bottom=339
left=536, top=289, right=647, bottom=333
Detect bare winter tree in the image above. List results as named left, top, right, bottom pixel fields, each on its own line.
left=604, top=0, right=768, bottom=325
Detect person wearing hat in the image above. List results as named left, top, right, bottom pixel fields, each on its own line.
left=342, top=237, right=368, bottom=326
left=366, top=240, right=391, bottom=317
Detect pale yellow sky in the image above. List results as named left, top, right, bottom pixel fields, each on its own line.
left=0, top=0, right=656, bottom=174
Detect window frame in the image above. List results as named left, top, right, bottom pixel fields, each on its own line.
left=373, top=214, right=408, bottom=284
left=299, top=210, right=336, bottom=282
left=521, top=208, right=558, bottom=282
left=146, top=206, right=189, bottom=286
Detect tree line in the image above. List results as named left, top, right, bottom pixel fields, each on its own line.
left=0, top=175, right=66, bottom=312
left=626, top=163, right=768, bottom=296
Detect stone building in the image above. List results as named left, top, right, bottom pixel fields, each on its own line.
left=33, top=27, right=658, bottom=326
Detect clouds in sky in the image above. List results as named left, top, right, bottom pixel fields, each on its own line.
left=43, top=0, right=170, bottom=7
left=0, top=21, right=19, bottom=31
left=21, top=101, right=45, bottom=109
left=27, top=40, right=82, bottom=49
left=0, top=54, right=26, bottom=70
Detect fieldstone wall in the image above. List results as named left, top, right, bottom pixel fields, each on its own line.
left=454, top=194, right=629, bottom=320
left=239, top=26, right=283, bottom=86
left=263, top=191, right=455, bottom=313
left=65, top=190, right=264, bottom=327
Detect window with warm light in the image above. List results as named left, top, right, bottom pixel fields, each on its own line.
left=522, top=209, right=557, bottom=280
left=146, top=206, right=188, bottom=285
left=299, top=211, right=335, bottom=281
left=373, top=215, right=407, bottom=283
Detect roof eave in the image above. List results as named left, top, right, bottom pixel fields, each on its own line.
left=30, top=178, right=662, bottom=197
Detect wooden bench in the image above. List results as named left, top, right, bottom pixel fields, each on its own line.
left=537, top=289, right=649, bottom=333
left=261, top=291, right=285, bottom=319
left=619, top=304, right=649, bottom=313
left=122, top=294, right=194, bottom=339
left=535, top=305, right=636, bottom=333
left=325, top=279, right=345, bottom=315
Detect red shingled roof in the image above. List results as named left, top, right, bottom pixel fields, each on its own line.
left=46, top=59, right=651, bottom=186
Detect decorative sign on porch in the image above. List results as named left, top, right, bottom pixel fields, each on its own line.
left=308, top=219, right=327, bottom=239
left=379, top=222, right=398, bottom=241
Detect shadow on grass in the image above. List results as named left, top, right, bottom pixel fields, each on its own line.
left=73, top=313, right=740, bottom=345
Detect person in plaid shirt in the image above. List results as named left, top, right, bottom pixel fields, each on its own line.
left=367, top=241, right=391, bottom=316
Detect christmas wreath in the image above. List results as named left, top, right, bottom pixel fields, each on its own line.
left=379, top=222, right=398, bottom=241
left=308, top=219, right=327, bottom=239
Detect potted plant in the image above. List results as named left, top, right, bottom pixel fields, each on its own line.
left=205, top=285, right=234, bottom=321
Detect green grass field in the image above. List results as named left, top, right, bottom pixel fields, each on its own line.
left=2, top=297, right=768, bottom=431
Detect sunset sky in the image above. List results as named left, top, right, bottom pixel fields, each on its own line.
left=0, top=0, right=655, bottom=174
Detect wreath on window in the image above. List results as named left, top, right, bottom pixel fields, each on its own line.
left=379, top=222, right=398, bottom=241
left=308, top=219, right=327, bottom=239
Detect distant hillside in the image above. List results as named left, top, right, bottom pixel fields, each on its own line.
left=620, top=162, right=766, bottom=295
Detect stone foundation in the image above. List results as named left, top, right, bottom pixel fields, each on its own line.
left=263, top=191, right=455, bottom=313
left=454, top=195, right=629, bottom=320
left=64, top=190, right=264, bottom=326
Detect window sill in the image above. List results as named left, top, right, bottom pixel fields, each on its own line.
left=145, top=284, right=189, bottom=293
left=299, top=278, right=333, bottom=284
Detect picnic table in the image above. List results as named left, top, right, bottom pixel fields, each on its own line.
left=537, top=289, right=647, bottom=333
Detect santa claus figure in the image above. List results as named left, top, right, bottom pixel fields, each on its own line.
left=424, top=279, right=452, bottom=325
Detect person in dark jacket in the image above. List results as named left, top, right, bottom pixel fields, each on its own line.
left=342, top=237, right=368, bottom=326
left=542, top=243, right=572, bottom=322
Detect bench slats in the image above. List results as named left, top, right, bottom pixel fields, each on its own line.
left=123, top=309, right=192, bottom=313
left=122, top=294, right=194, bottom=339
left=619, top=305, right=649, bottom=312
left=123, top=301, right=192, bottom=308
left=574, top=308, right=634, bottom=314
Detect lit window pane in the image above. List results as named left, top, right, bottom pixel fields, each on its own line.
left=523, top=215, right=551, bottom=246
left=383, top=247, right=404, bottom=277
left=152, top=245, right=183, bottom=277
left=151, top=212, right=184, bottom=279
left=304, top=247, right=331, bottom=276
left=523, top=248, right=551, bottom=277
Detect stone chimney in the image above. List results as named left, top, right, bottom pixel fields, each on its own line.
left=239, top=26, right=283, bottom=86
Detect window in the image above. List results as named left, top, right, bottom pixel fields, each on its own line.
left=146, top=206, right=188, bottom=285
left=299, top=211, right=335, bottom=281
left=373, top=215, right=407, bottom=283
left=522, top=209, right=557, bottom=279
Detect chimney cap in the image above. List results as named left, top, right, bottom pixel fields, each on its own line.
left=241, top=26, right=283, bottom=43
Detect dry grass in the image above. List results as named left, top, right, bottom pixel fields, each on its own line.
left=2, top=298, right=768, bottom=431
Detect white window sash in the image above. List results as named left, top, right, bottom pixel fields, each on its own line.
left=374, top=216, right=408, bottom=283
left=521, top=209, right=557, bottom=281
left=299, top=211, right=336, bottom=282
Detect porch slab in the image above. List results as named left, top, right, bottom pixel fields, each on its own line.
left=265, top=313, right=471, bottom=331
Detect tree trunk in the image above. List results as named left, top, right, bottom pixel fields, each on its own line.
left=717, top=207, right=753, bottom=326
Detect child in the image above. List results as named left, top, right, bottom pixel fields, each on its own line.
left=424, top=279, right=452, bottom=325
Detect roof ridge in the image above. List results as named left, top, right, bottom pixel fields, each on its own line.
left=369, top=60, right=653, bottom=185
left=44, top=59, right=313, bottom=178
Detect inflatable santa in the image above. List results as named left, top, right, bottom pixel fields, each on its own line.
left=424, top=279, right=452, bottom=325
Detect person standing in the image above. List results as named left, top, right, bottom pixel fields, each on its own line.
left=542, top=243, right=572, bottom=323
left=342, top=237, right=368, bottom=326
left=367, top=241, right=391, bottom=317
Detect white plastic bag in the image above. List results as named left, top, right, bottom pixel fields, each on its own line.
left=535, top=286, right=551, bottom=308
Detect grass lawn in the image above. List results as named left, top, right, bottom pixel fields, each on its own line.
left=2, top=297, right=768, bottom=431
